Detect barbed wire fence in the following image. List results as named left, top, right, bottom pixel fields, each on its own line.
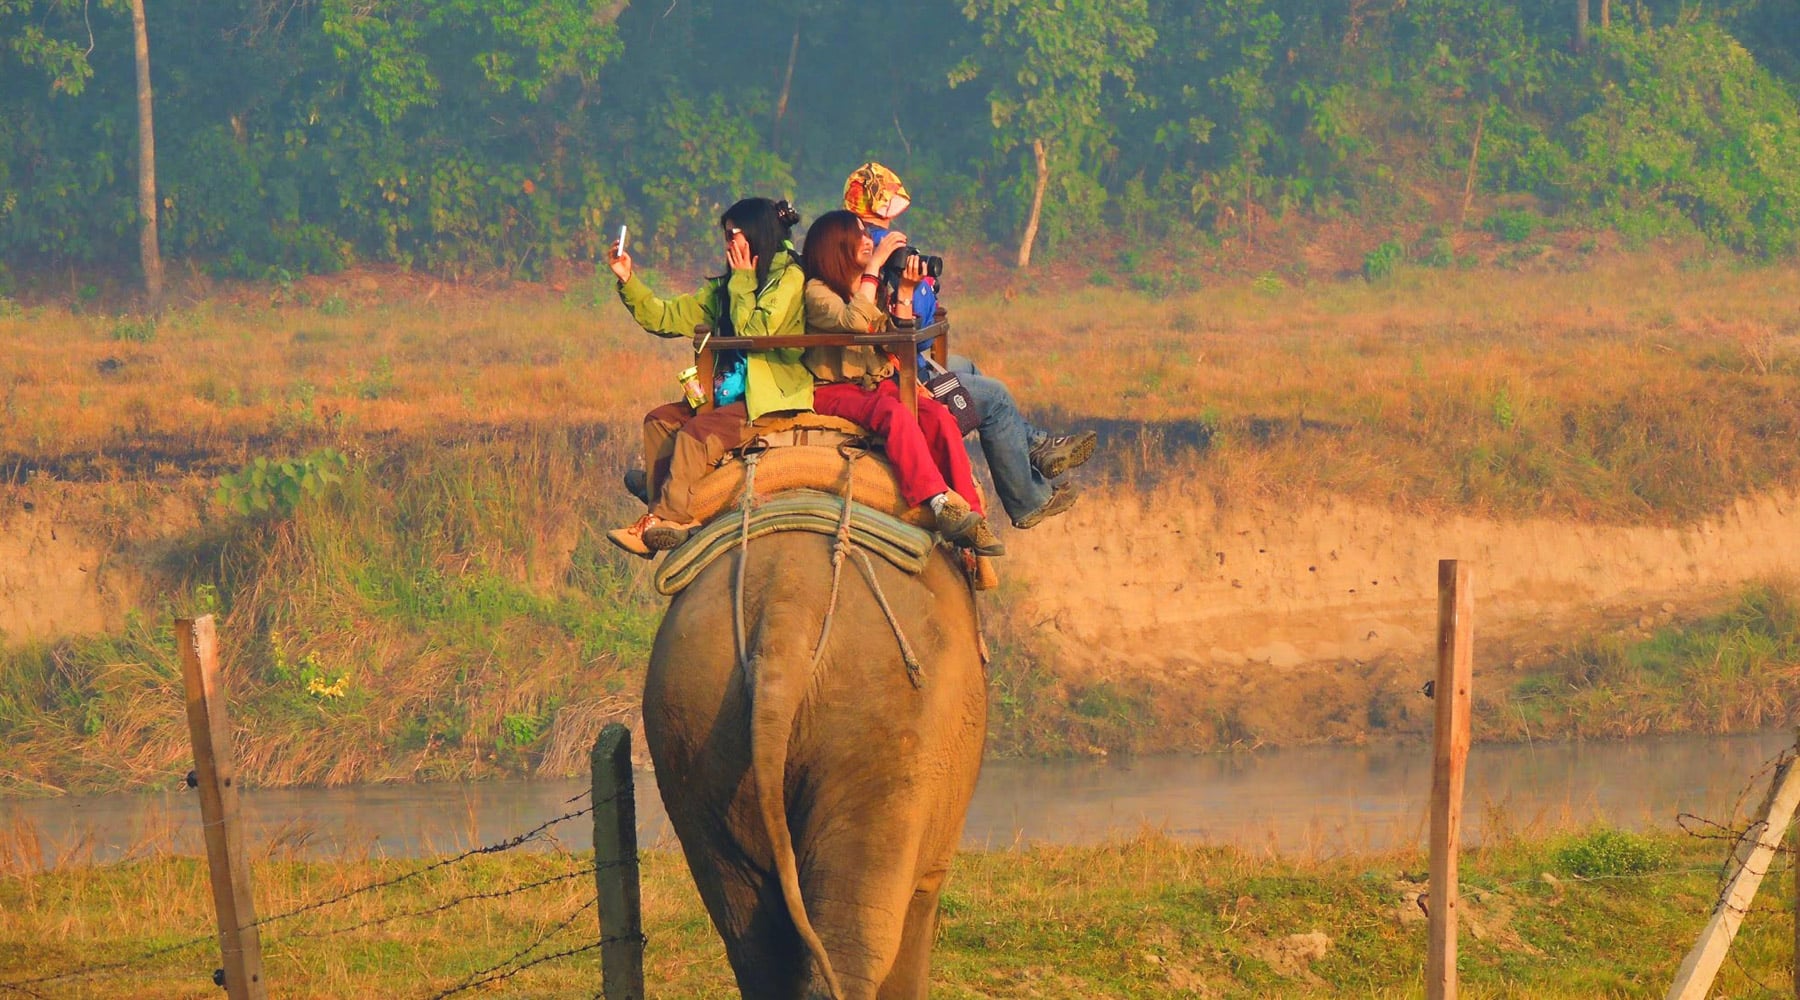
left=0, top=782, right=644, bottom=999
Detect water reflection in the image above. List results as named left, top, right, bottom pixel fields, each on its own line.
left=2, top=730, right=1789, bottom=869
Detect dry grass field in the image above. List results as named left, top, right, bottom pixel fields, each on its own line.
left=1, top=256, right=1798, bottom=791
left=5, top=257, right=1798, bottom=522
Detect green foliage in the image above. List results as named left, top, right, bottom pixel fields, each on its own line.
left=1361, top=240, right=1405, bottom=281
left=109, top=317, right=155, bottom=343
left=1491, top=384, right=1517, bottom=431
left=216, top=448, right=350, bottom=518
left=5, top=0, right=1800, bottom=276
left=497, top=712, right=545, bottom=750
left=951, top=0, right=1155, bottom=258
left=1553, top=828, right=1671, bottom=878
left=1484, top=208, right=1539, bottom=243
left=1565, top=23, right=1800, bottom=257
left=355, top=356, right=397, bottom=400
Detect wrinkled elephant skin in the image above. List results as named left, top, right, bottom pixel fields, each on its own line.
left=644, top=531, right=987, bottom=999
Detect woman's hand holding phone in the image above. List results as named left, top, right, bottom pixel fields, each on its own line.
left=607, top=225, right=633, bottom=283
left=725, top=231, right=755, bottom=272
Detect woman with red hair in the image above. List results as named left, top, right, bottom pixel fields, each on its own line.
left=800, top=209, right=1003, bottom=556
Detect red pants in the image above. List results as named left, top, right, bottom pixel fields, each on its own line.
left=812, top=381, right=983, bottom=514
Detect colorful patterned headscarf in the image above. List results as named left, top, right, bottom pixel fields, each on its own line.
left=842, top=162, right=912, bottom=224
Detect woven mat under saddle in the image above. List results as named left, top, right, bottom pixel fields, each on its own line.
left=654, top=489, right=935, bottom=597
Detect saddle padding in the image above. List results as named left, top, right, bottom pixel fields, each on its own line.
left=687, top=443, right=929, bottom=527
left=654, top=489, right=937, bottom=597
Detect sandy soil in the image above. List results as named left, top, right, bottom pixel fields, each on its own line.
left=6, top=474, right=1797, bottom=749
left=998, top=484, right=1800, bottom=745
left=0, top=493, right=139, bottom=644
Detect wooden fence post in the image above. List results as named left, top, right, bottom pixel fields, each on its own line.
left=176, top=615, right=268, bottom=1000
left=1428, top=560, right=1474, bottom=1000
left=592, top=723, right=645, bottom=1000
left=1666, top=728, right=1800, bottom=1000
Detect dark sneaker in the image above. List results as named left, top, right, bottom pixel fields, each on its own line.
left=1028, top=430, right=1097, bottom=480
left=623, top=468, right=649, bottom=505
left=1013, top=483, right=1078, bottom=530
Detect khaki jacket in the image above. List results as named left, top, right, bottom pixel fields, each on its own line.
left=801, top=278, right=897, bottom=386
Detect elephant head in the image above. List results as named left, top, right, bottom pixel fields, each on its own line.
left=643, top=530, right=987, bottom=999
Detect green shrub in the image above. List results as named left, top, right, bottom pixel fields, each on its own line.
left=110, top=317, right=155, bottom=343
left=1567, top=24, right=1800, bottom=258
left=1362, top=240, right=1405, bottom=281
left=1554, top=828, right=1670, bottom=877
left=1484, top=209, right=1538, bottom=244
left=216, top=448, right=349, bottom=518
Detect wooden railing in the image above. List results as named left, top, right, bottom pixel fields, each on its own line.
left=693, top=319, right=950, bottom=416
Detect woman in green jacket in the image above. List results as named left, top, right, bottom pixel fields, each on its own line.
left=606, top=198, right=810, bottom=556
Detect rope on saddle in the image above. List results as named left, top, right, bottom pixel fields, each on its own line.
left=806, top=441, right=865, bottom=670
left=851, top=547, right=924, bottom=688
left=732, top=445, right=764, bottom=682
left=719, top=438, right=922, bottom=689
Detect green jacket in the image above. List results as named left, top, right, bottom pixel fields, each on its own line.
left=616, top=244, right=812, bottom=420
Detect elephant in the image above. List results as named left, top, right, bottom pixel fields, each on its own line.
left=643, top=529, right=988, bottom=999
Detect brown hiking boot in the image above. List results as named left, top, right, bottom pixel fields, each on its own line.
left=934, top=491, right=1005, bottom=556
left=931, top=491, right=981, bottom=539
left=961, top=518, right=1006, bottom=557
left=642, top=516, right=700, bottom=551
left=1028, top=430, right=1097, bottom=480
left=606, top=512, right=660, bottom=560
left=1013, top=483, right=1079, bottom=530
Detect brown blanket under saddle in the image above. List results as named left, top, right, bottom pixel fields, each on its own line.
left=685, top=413, right=935, bottom=528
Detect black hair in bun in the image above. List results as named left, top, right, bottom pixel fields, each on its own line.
left=774, top=199, right=801, bottom=230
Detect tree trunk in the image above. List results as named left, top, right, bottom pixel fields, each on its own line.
left=1016, top=138, right=1049, bottom=269
left=130, top=0, right=164, bottom=314
left=771, top=22, right=799, bottom=151
left=1460, top=107, right=1487, bottom=224
left=1574, top=0, right=1589, bottom=53
left=1600, top=0, right=1610, bottom=29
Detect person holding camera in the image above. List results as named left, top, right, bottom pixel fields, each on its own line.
left=842, top=162, right=1096, bottom=530
left=605, top=197, right=811, bottom=557
left=800, top=209, right=1004, bottom=557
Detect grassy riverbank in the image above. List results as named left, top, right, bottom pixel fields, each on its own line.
left=0, top=826, right=1785, bottom=997
left=2, top=258, right=1799, bottom=792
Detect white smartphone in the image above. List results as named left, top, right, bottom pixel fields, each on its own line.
left=616, top=225, right=628, bottom=254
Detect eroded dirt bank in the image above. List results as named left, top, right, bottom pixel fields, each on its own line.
left=995, top=484, right=1800, bottom=748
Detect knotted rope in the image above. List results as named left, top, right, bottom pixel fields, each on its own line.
left=732, top=444, right=764, bottom=681
left=806, top=441, right=866, bottom=670
left=726, top=439, right=924, bottom=688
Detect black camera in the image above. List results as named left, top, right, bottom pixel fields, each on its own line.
left=882, top=245, right=944, bottom=281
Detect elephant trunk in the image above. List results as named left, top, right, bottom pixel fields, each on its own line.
left=747, top=601, right=845, bottom=1000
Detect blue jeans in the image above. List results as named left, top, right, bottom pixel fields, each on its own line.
left=948, top=355, right=1052, bottom=525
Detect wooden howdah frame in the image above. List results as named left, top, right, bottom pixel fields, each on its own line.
left=692, top=317, right=950, bottom=417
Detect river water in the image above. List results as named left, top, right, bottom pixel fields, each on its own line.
left=2, top=730, right=1789, bottom=869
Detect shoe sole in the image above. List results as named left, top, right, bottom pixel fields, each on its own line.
left=1033, top=432, right=1097, bottom=480
left=1013, top=490, right=1078, bottom=530
left=642, top=525, right=694, bottom=550
left=606, top=531, right=655, bottom=560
